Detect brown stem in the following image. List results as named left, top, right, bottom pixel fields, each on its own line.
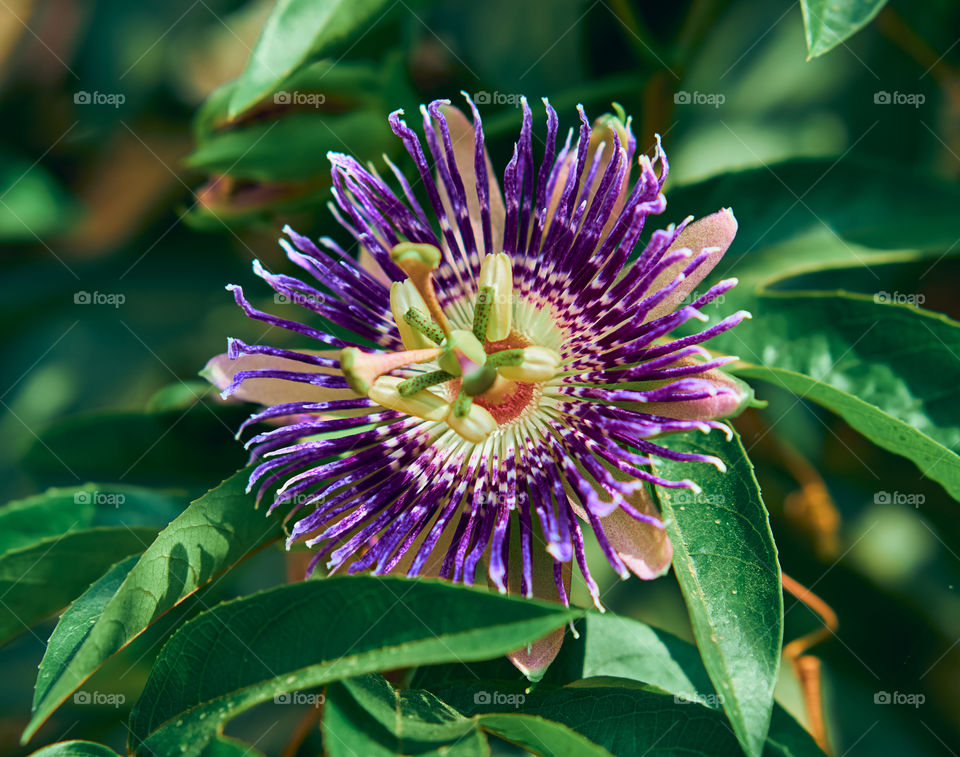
left=782, top=572, right=838, bottom=755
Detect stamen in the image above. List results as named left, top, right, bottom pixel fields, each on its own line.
left=340, top=346, right=441, bottom=394
left=368, top=375, right=450, bottom=421
left=498, top=346, right=562, bottom=382
left=485, top=349, right=524, bottom=368
left=472, top=286, right=494, bottom=342
left=390, top=280, right=434, bottom=350
left=390, top=242, right=449, bottom=334
left=446, top=401, right=497, bottom=443
left=477, top=253, right=513, bottom=341
left=403, top=308, right=446, bottom=345
left=397, top=369, right=454, bottom=397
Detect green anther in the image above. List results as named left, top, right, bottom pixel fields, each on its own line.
left=473, top=286, right=494, bottom=341
left=452, top=390, right=473, bottom=418
left=397, top=369, right=454, bottom=397
left=462, top=365, right=498, bottom=396
left=403, top=307, right=445, bottom=344
left=485, top=349, right=525, bottom=368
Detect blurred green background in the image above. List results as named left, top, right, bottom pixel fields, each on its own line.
left=2, top=0, right=960, bottom=754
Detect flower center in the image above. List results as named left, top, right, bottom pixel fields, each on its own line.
left=340, top=244, right=562, bottom=443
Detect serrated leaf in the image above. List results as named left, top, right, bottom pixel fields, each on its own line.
left=801, top=0, right=887, bottom=58
left=33, top=555, right=139, bottom=713
left=228, top=0, right=395, bottom=118
left=0, top=527, right=156, bottom=646
left=715, top=291, right=960, bottom=501
left=128, top=576, right=581, bottom=756
left=23, top=469, right=277, bottom=743
left=650, top=430, right=782, bottom=757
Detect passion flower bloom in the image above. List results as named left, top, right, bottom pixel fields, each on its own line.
left=203, top=96, right=750, bottom=680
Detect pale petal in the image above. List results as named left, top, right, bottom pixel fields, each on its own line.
left=201, top=349, right=359, bottom=407
left=643, top=208, right=738, bottom=323
left=507, top=548, right=571, bottom=682
left=438, top=104, right=505, bottom=256
left=642, top=357, right=753, bottom=420
left=601, top=487, right=673, bottom=580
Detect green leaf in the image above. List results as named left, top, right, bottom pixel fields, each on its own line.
left=478, top=713, right=613, bottom=757
left=328, top=674, right=612, bottom=757
left=800, top=0, right=887, bottom=58
left=27, top=741, right=120, bottom=757
left=23, top=469, right=277, bottom=743
left=0, top=485, right=184, bottom=554
left=650, top=430, right=782, bottom=757
left=128, top=576, right=581, bottom=756
left=716, top=291, right=960, bottom=501
left=228, top=0, right=395, bottom=118
left=415, top=613, right=824, bottom=756
left=0, top=527, right=156, bottom=646
left=427, top=678, right=822, bottom=757
left=324, top=675, right=482, bottom=756
left=667, top=160, right=960, bottom=269
left=33, top=556, right=139, bottom=714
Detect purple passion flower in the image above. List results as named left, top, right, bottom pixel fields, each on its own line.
left=203, top=96, right=750, bottom=679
